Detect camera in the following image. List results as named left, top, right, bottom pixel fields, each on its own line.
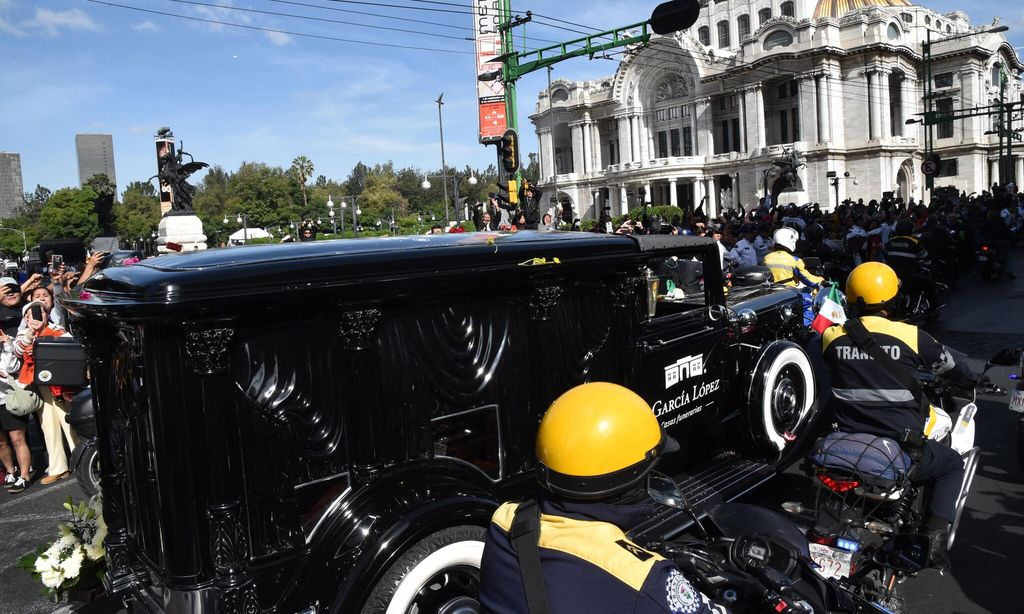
left=51, top=254, right=64, bottom=268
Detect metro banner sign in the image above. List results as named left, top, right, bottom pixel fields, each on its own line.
left=474, top=0, right=507, bottom=143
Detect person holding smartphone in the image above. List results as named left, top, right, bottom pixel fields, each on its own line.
left=13, top=295, right=76, bottom=485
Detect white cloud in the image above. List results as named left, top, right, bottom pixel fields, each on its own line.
left=28, top=8, right=100, bottom=36
left=191, top=2, right=251, bottom=32
left=0, top=16, right=24, bottom=37
left=133, top=20, right=160, bottom=33
left=265, top=30, right=292, bottom=47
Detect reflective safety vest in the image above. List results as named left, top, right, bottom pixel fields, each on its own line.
left=763, top=249, right=824, bottom=289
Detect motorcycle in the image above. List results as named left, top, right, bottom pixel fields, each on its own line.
left=983, top=346, right=1024, bottom=474
left=976, top=244, right=1007, bottom=281
left=66, top=388, right=101, bottom=496
left=636, top=472, right=913, bottom=613
left=782, top=369, right=1001, bottom=611
left=891, top=262, right=947, bottom=324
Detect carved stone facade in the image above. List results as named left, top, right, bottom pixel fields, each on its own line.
left=531, top=1, right=1023, bottom=219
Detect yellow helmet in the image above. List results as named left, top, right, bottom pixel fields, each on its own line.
left=535, top=382, right=672, bottom=499
left=846, top=262, right=900, bottom=309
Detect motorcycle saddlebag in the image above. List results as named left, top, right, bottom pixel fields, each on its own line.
left=810, top=432, right=911, bottom=488
left=32, top=338, right=88, bottom=387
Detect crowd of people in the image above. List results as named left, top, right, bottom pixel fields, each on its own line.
left=0, top=251, right=105, bottom=495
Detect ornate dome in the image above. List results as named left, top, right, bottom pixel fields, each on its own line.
left=813, top=0, right=912, bottom=20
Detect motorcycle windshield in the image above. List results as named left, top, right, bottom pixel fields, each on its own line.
left=708, top=501, right=811, bottom=559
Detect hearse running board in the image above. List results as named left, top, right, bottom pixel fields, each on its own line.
left=630, top=454, right=775, bottom=543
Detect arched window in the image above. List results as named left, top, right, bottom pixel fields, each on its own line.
left=946, top=24, right=952, bottom=33
left=925, top=16, right=931, bottom=26
left=763, top=29, right=794, bottom=50
left=758, top=8, right=772, bottom=25
left=717, top=20, right=731, bottom=48
left=887, top=23, right=901, bottom=42
left=550, top=89, right=569, bottom=104
left=698, top=26, right=710, bottom=46
left=738, top=14, right=751, bottom=39
left=992, top=62, right=1003, bottom=86
left=781, top=2, right=794, bottom=18
left=900, top=12, right=912, bottom=23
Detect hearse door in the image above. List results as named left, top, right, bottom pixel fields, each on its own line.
left=636, top=257, right=727, bottom=454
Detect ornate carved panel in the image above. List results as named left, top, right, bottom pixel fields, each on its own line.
left=208, top=502, right=251, bottom=577
left=337, top=307, right=382, bottom=350
left=530, top=286, right=563, bottom=321
left=183, top=325, right=236, bottom=375
left=611, top=276, right=642, bottom=308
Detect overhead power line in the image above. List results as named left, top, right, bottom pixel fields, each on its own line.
left=84, top=0, right=474, bottom=54
left=161, top=0, right=472, bottom=41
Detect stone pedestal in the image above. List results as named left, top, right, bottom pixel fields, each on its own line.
left=158, top=214, right=207, bottom=253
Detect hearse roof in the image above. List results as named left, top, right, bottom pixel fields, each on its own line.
left=66, top=231, right=714, bottom=314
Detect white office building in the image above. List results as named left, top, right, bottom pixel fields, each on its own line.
left=530, top=0, right=1023, bottom=219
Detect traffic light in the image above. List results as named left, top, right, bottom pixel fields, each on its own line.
left=500, top=129, right=520, bottom=174
left=496, top=179, right=519, bottom=205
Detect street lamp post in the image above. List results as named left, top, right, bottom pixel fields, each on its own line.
left=0, top=225, right=28, bottom=258
left=435, top=93, right=450, bottom=226
left=223, top=213, right=250, bottom=243
left=327, top=196, right=338, bottom=235
left=422, top=172, right=478, bottom=225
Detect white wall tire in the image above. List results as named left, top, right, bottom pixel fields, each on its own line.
left=361, top=525, right=486, bottom=614
left=748, top=342, right=816, bottom=457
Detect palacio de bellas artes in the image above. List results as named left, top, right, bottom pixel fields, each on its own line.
left=530, top=0, right=1024, bottom=220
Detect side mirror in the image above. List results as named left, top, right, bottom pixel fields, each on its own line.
left=987, top=347, right=1024, bottom=368
left=647, top=471, right=689, bottom=510
left=872, top=533, right=930, bottom=574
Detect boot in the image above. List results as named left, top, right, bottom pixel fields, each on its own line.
left=926, top=526, right=952, bottom=572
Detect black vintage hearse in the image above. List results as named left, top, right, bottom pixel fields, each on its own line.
left=64, top=231, right=818, bottom=614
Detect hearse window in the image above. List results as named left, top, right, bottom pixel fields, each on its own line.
left=649, top=255, right=707, bottom=317
left=432, top=405, right=502, bottom=480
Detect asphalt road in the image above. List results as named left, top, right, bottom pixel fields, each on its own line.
left=1, top=256, right=1021, bottom=614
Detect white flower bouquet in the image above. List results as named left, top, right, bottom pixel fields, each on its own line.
left=18, top=496, right=107, bottom=601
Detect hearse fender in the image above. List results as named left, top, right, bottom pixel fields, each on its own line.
left=281, top=460, right=508, bottom=613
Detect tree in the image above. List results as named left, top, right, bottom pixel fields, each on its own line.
left=290, top=155, right=314, bottom=209
left=18, top=185, right=51, bottom=222
left=115, top=182, right=161, bottom=241
left=346, top=162, right=370, bottom=196
left=228, top=162, right=301, bottom=229
left=39, top=187, right=102, bottom=242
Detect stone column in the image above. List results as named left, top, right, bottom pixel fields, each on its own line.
left=753, top=86, right=766, bottom=150
left=540, top=129, right=554, bottom=179
left=798, top=75, right=816, bottom=144
left=706, top=178, right=718, bottom=218
left=638, top=115, right=650, bottom=163
left=630, top=116, right=642, bottom=163
left=620, top=184, right=629, bottom=215
left=617, top=115, right=631, bottom=164
left=816, top=76, right=830, bottom=143
left=695, top=179, right=706, bottom=210
left=1016, top=156, right=1023, bottom=185
left=669, top=178, right=678, bottom=206
left=582, top=114, right=592, bottom=175
left=695, top=98, right=712, bottom=158
left=868, top=70, right=882, bottom=140
left=738, top=93, right=748, bottom=152
left=899, top=76, right=916, bottom=139
left=879, top=70, right=892, bottom=139
left=591, top=123, right=603, bottom=170
left=570, top=122, right=584, bottom=176
left=644, top=181, right=652, bottom=205
left=826, top=65, right=846, bottom=149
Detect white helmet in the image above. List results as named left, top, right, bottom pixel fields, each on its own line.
left=773, top=227, right=799, bottom=252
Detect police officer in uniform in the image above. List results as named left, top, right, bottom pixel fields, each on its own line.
left=764, top=227, right=824, bottom=325
left=478, top=383, right=728, bottom=614
left=884, top=221, right=925, bottom=277
left=728, top=225, right=758, bottom=267
left=821, top=262, right=975, bottom=570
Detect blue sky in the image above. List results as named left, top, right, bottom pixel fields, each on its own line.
left=1, top=0, right=1022, bottom=194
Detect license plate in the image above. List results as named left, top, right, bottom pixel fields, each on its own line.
left=809, top=542, right=854, bottom=580
left=1011, top=389, right=1024, bottom=414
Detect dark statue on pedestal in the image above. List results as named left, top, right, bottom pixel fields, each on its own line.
left=153, top=127, right=208, bottom=215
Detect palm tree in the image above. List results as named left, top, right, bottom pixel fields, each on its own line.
left=291, top=156, right=314, bottom=209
